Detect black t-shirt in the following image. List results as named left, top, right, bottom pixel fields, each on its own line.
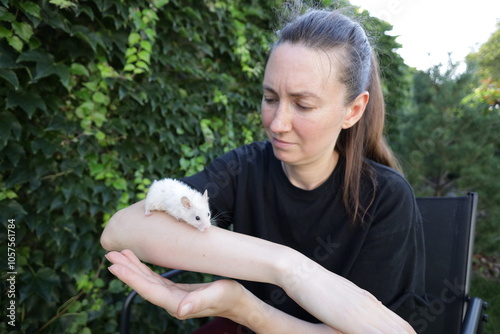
left=183, top=141, right=426, bottom=323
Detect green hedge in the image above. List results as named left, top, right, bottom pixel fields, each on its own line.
left=0, top=0, right=410, bottom=333
left=0, top=0, right=275, bottom=332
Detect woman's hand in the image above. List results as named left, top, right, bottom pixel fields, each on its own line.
left=106, top=250, right=343, bottom=334
left=105, top=249, right=244, bottom=320
left=276, top=257, right=416, bottom=334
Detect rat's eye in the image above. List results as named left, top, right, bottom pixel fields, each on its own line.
left=207, top=212, right=210, bottom=217
left=196, top=216, right=200, bottom=221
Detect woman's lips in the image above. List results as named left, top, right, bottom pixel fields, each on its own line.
left=272, top=137, right=294, bottom=148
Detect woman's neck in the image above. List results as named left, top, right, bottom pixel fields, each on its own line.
left=281, top=151, right=339, bottom=191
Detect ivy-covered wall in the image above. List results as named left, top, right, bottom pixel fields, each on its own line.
left=0, top=0, right=410, bottom=333
left=0, top=0, right=274, bottom=332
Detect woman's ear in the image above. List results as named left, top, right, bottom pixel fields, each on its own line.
left=342, top=91, right=369, bottom=129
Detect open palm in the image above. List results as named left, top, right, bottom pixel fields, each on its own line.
left=105, top=249, right=243, bottom=320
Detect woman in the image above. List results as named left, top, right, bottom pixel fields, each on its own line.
left=102, top=7, right=426, bottom=333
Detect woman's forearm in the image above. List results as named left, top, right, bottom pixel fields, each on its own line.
left=230, top=284, right=340, bottom=334
left=101, top=200, right=293, bottom=285
left=105, top=249, right=339, bottom=334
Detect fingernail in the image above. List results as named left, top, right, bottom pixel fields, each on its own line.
left=179, top=303, right=192, bottom=317
left=107, top=266, right=116, bottom=275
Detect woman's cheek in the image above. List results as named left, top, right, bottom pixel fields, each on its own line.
left=261, top=105, right=272, bottom=129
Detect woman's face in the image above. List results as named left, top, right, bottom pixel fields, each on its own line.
left=261, top=42, right=365, bottom=168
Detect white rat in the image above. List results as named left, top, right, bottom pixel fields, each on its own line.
left=144, top=178, right=211, bottom=232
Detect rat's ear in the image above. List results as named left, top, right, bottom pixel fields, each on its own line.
left=202, top=190, right=208, bottom=199
left=181, top=196, right=191, bottom=209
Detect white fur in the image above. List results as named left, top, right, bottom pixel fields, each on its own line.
left=144, top=178, right=211, bottom=231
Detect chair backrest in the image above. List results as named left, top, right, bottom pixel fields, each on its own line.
left=414, top=192, right=478, bottom=334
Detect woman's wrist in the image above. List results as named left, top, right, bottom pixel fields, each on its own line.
left=273, top=246, right=322, bottom=293
left=221, top=281, right=341, bottom=334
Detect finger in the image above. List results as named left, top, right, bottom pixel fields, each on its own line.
left=368, top=306, right=415, bottom=334
left=176, top=280, right=237, bottom=319
left=108, top=263, right=181, bottom=312
left=378, top=305, right=415, bottom=334
left=120, top=249, right=158, bottom=277
left=105, top=251, right=147, bottom=277
left=104, top=250, right=125, bottom=264
left=106, top=251, right=174, bottom=286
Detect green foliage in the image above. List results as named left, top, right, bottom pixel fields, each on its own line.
left=465, top=23, right=500, bottom=112
left=394, top=60, right=500, bottom=257
left=393, top=54, right=500, bottom=334
left=470, top=274, right=500, bottom=334
left=467, top=22, right=500, bottom=82
left=0, top=0, right=273, bottom=332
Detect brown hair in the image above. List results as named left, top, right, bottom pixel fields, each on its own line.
left=273, top=8, right=401, bottom=223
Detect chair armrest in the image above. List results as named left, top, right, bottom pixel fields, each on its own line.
left=460, top=297, right=487, bottom=334
left=120, top=269, right=184, bottom=334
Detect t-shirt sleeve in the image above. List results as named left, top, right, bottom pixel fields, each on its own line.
left=346, top=170, right=428, bottom=318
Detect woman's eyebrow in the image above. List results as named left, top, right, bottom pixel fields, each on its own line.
left=262, top=85, right=276, bottom=94
left=262, top=85, right=320, bottom=99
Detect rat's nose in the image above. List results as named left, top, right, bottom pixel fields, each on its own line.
left=198, top=223, right=210, bottom=232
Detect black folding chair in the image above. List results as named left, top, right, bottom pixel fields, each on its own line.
left=120, top=193, right=488, bottom=334
left=415, top=192, right=488, bottom=333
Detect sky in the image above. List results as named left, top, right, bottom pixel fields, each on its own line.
left=349, top=0, right=500, bottom=71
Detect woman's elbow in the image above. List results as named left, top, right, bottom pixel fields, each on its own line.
left=100, top=209, right=124, bottom=251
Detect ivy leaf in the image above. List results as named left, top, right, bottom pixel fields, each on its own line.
left=0, top=26, right=12, bottom=38
left=0, top=6, right=15, bottom=22
left=4, top=142, right=26, bottom=166
left=112, top=178, right=127, bottom=191
left=8, top=35, right=23, bottom=52
left=17, top=50, right=71, bottom=89
left=0, top=40, right=24, bottom=69
left=0, top=68, right=19, bottom=90
left=32, top=138, right=58, bottom=158
left=32, top=267, right=61, bottom=303
left=128, top=32, right=141, bottom=45
left=54, top=62, right=71, bottom=89
left=18, top=2, right=42, bottom=19
left=17, top=50, right=54, bottom=63
left=71, top=63, right=90, bottom=77
left=0, top=110, right=22, bottom=146
left=138, top=50, right=151, bottom=64
left=92, top=91, right=109, bottom=105
left=49, top=0, right=77, bottom=9
left=7, top=91, right=46, bottom=118
left=17, top=49, right=59, bottom=82
left=70, top=25, right=105, bottom=51
left=140, top=40, right=152, bottom=52
left=12, top=21, right=34, bottom=42
left=152, top=0, right=169, bottom=9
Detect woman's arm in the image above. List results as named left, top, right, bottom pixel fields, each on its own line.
left=106, top=249, right=339, bottom=334
left=101, top=200, right=415, bottom=333
left=101, top=199, right=288, bottom=285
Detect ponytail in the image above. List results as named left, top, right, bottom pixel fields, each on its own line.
left=337, top=53, right=401, bottom=223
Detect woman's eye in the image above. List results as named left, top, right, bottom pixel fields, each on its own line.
left=263, top=96, right=277, bottom=104
left=296, top=103, right=312, bottom=111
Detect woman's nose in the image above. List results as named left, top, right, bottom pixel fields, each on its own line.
left=270, top=103, right=293, bottom=133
